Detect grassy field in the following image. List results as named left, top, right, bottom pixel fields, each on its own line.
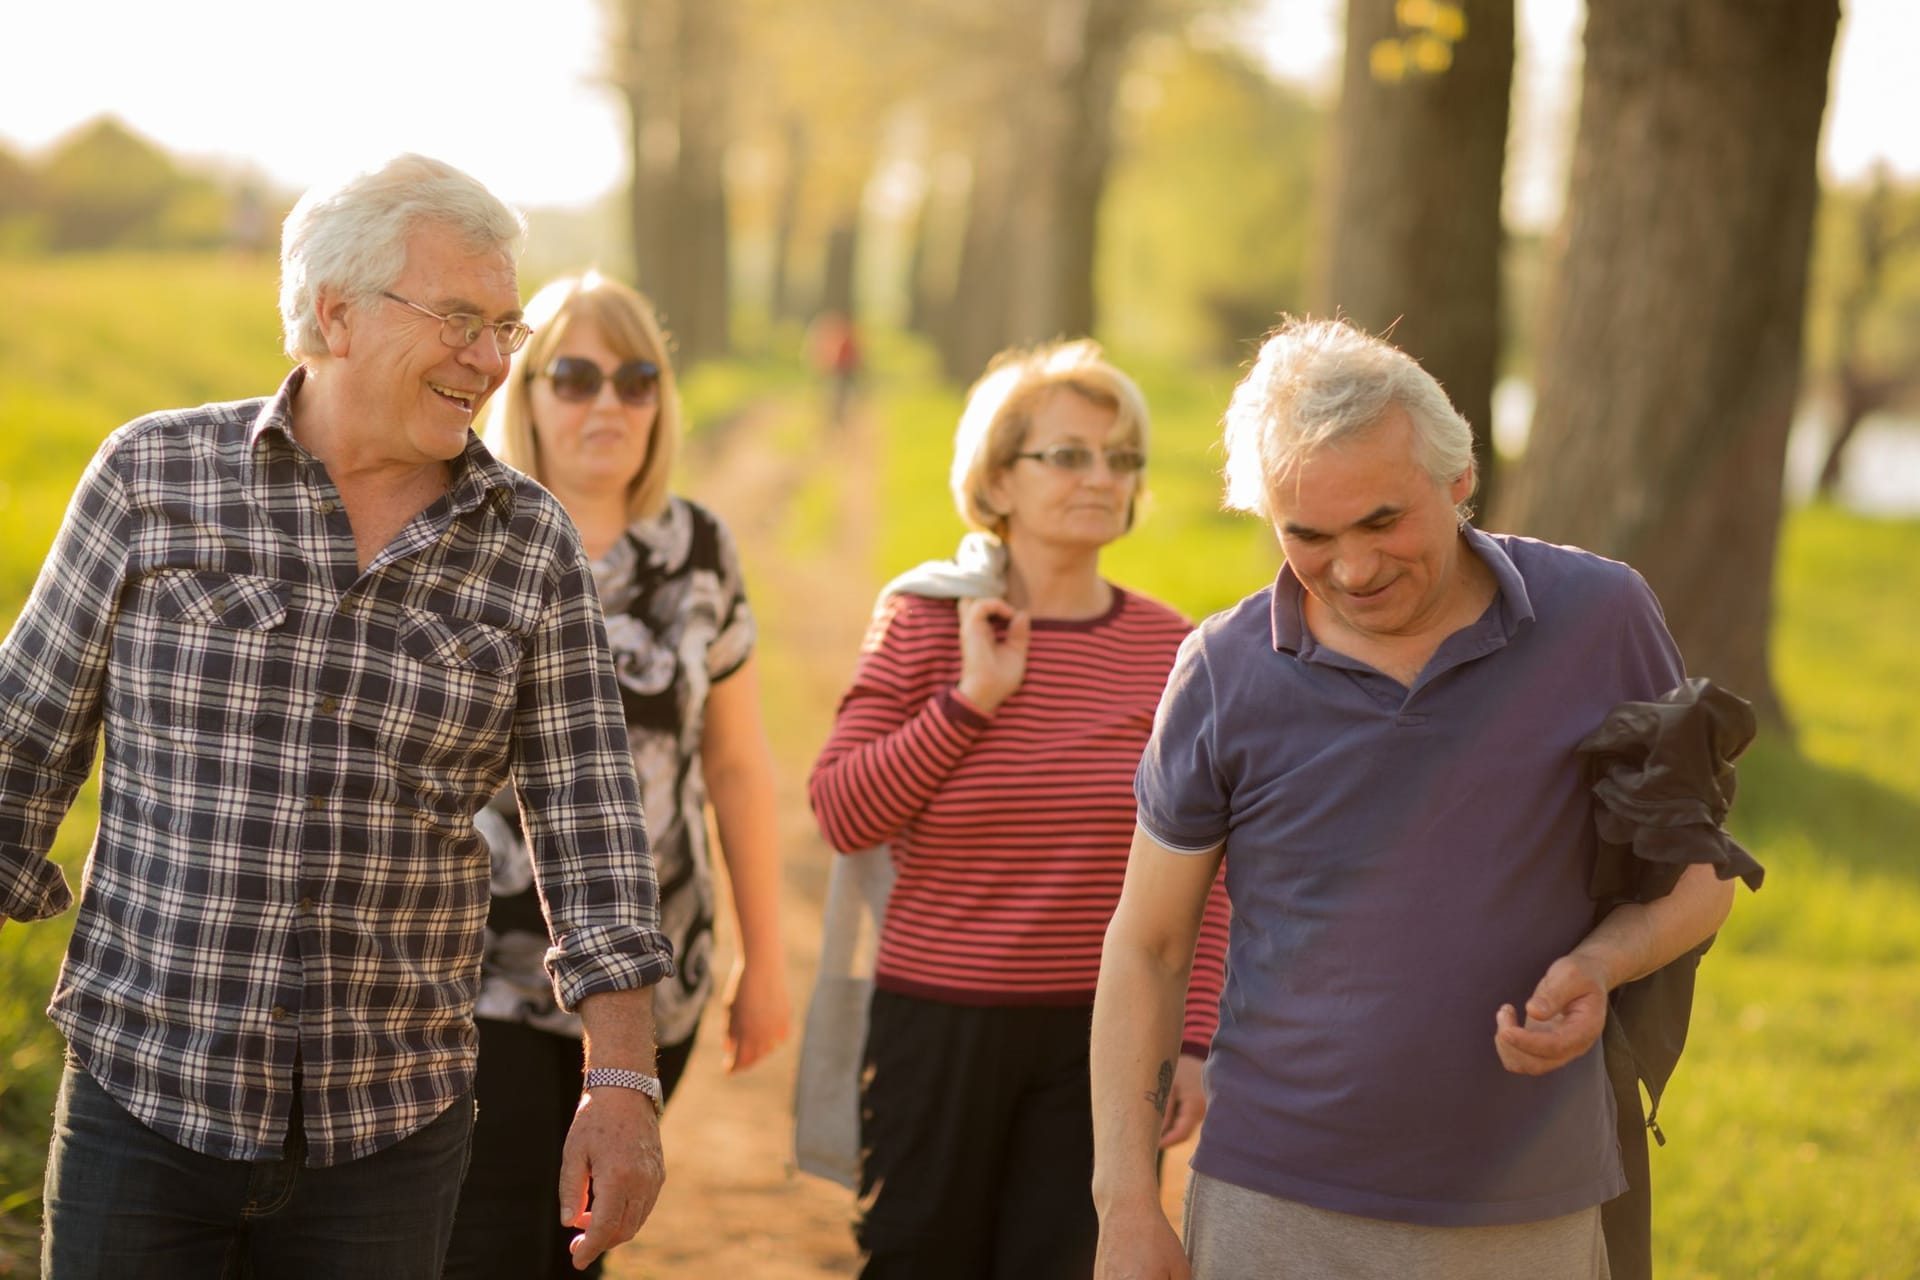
left=1, top=253, right=1916, bottom=1275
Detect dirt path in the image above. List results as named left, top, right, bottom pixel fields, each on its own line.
left=604, top=397, right=874, bottom=1280
left=606, top=395, right=1196, bottom=1278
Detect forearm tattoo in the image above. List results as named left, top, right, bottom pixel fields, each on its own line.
left=1145, top=1059, right=1173, bottom=1116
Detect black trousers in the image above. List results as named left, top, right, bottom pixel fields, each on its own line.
left=856, top=991, right=1100, bottom=1280
left=442, top=1018, right=696, bottom=1280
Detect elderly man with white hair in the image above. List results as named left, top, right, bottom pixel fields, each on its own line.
left=1089, top=317, right=1742, bottom=1280
left=0, top=154, right=671, bottom=1276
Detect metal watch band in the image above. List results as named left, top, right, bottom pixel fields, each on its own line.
left=582, top=1067, right=664, bottom=1115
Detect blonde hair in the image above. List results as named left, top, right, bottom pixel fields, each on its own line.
left=483, top=271, right=682, bottom=521
left=949, top=339, right=1151, bottom=535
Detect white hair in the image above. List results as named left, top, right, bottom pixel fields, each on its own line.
left=1221, top=317, right=1476, bottom=519
left=278, top=154, right=526, bottom=361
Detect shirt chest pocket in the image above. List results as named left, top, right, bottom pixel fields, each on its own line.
left=119, top=570, right=290, bottom=731
left=358, top=608, right=526, bottom=781
left=396, top=607, right=523, bottom=676
left=148, top=569, right=290, bottom=632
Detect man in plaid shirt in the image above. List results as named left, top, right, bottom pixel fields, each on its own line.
left=0, top=154, right=674, bottom=1276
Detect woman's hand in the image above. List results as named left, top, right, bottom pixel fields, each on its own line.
left=721, top=956, right=792, bottom=1074
left=955, top=596, right=1030, bottom=714
left=1158, top=1054, right=1207, bottom=1148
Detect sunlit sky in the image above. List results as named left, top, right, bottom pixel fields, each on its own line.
left=2, top=0, right=1913, bottom=224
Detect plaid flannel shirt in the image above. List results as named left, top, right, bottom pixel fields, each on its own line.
left=0, top=368, right=672, bottom=1166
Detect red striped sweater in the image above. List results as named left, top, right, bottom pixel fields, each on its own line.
left=809, top=588, right=1228, bottom=1056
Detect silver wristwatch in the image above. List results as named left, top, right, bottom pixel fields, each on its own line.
left=582, top=1067, right=664, bottom=1116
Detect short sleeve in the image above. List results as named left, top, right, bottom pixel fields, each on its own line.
left=1615, top=567, right=1686, bottom=700
left=1134, top=630, right=1231, bottom=854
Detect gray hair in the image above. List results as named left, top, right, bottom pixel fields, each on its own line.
left=1221, top=316, right=1476, bottom=519
left=278, top=154, right=526, bottom=361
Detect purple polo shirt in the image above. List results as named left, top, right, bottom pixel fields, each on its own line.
left=1136, top=528, right=1684, bottom=1227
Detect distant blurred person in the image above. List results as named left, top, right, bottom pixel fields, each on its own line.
left=808, top=339, right=1229, bottom=1279
left=1, top=155, right=671, bottom=1278
left=806, top=310, right=862, bottom=431
left=444, top=271, right=789, bottom=1280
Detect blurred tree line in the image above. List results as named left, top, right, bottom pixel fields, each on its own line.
left=608, top=0, right=1320, bottom=374
left=0, top=117, right=282, bottom=255
left=6, top=0, right=1916, bottom=722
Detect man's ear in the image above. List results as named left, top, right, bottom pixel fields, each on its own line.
left=1449, top=462, right=1476, bottom=509
left=314, top=287, right=356, bottom=359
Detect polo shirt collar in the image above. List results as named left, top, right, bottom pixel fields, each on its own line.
left=1268, top=522, right=1536, bottom=657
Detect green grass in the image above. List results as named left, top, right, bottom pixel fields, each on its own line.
left=1, top=256, right=1917, bottom=1275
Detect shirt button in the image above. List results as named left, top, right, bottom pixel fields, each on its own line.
left=299, top=897, right=315, bottom=915
left=319, top=696, right=339, bottom=715
left=269, top=1006, right=289, bottom=1021
left=318, top=499, right=338, bottom=515
left=454, top=641, right=471, bottom=661
left=308, top=795, right=325, bottom=812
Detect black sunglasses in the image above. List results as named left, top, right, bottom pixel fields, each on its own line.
left=536, top=356, right=661, bottom=407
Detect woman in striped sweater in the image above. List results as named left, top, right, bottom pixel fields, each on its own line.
left=809, top=340, right=1228, bottom=1279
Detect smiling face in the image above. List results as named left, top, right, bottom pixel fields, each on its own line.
left=326, top=221, right=521, bottom=467
left=986, top=386, right=1139, bottom=556
left=1270, top=405, right=1477, bottom=645
left=526, top=319, right=660, bottom=505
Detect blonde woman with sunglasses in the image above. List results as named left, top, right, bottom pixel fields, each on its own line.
left=445, top=272, right=790, bottom=1279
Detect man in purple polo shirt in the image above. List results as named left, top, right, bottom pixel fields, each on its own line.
left=1089, top=318, right=1737, bottom=1280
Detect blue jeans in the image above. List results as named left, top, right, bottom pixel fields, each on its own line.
left=42, top=1059, right=474, bottom=1279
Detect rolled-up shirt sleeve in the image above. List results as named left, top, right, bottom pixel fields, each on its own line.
left=1135, top=630, right=1231, bottom=854
left=511, top=547, right=675, bottom=1011
left=0, top=440, right=129, bottom=922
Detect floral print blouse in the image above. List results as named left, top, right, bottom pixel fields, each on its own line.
left=473, top=496, right=754, bottom=1045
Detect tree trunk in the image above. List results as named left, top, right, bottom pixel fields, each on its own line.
left=933, top=0, right=1143, bottom=379
left=615, top=0, right=731, bottom=368
left=670, top=0, right=733, bottom=366
left=1816, top=166, right=1915, bottom=498
left=1815, top=371, right=1887, bottom=498
left=938, top=124, right=1016, bottom=383
left=1498, top=0, right=1840, bottom=729
left=1317, top=0, right=1513, bottom=517
left=1001, top=0, right=1142, bottom=346
left=905, top=183, right=944, bottom=341
left=616, top=0, right=672, bottom=302
left=819, top=214, right=859, bottom=322
left=1049, top=0, right=1139, bottom=340
left=770, top=116, right=809, bottom=325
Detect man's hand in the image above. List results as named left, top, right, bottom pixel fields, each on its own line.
left=558, top=1085, right=665, bottom=1270
left=1158, top=1054, right=1206, bottom=1148
left=1095, top=1204, right=1190, bottom=1280
left=1494, top=951, right=1612, bottom=1075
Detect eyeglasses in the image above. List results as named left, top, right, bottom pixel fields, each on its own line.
left=537, top=356, right=662, bottom=407
left=381, top=291, right=532, bottom=354
left=1013, top=444, right=1148, bottom=475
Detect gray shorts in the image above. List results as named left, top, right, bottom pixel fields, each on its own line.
left=1183, top=1171, right=1611, bottom=1280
